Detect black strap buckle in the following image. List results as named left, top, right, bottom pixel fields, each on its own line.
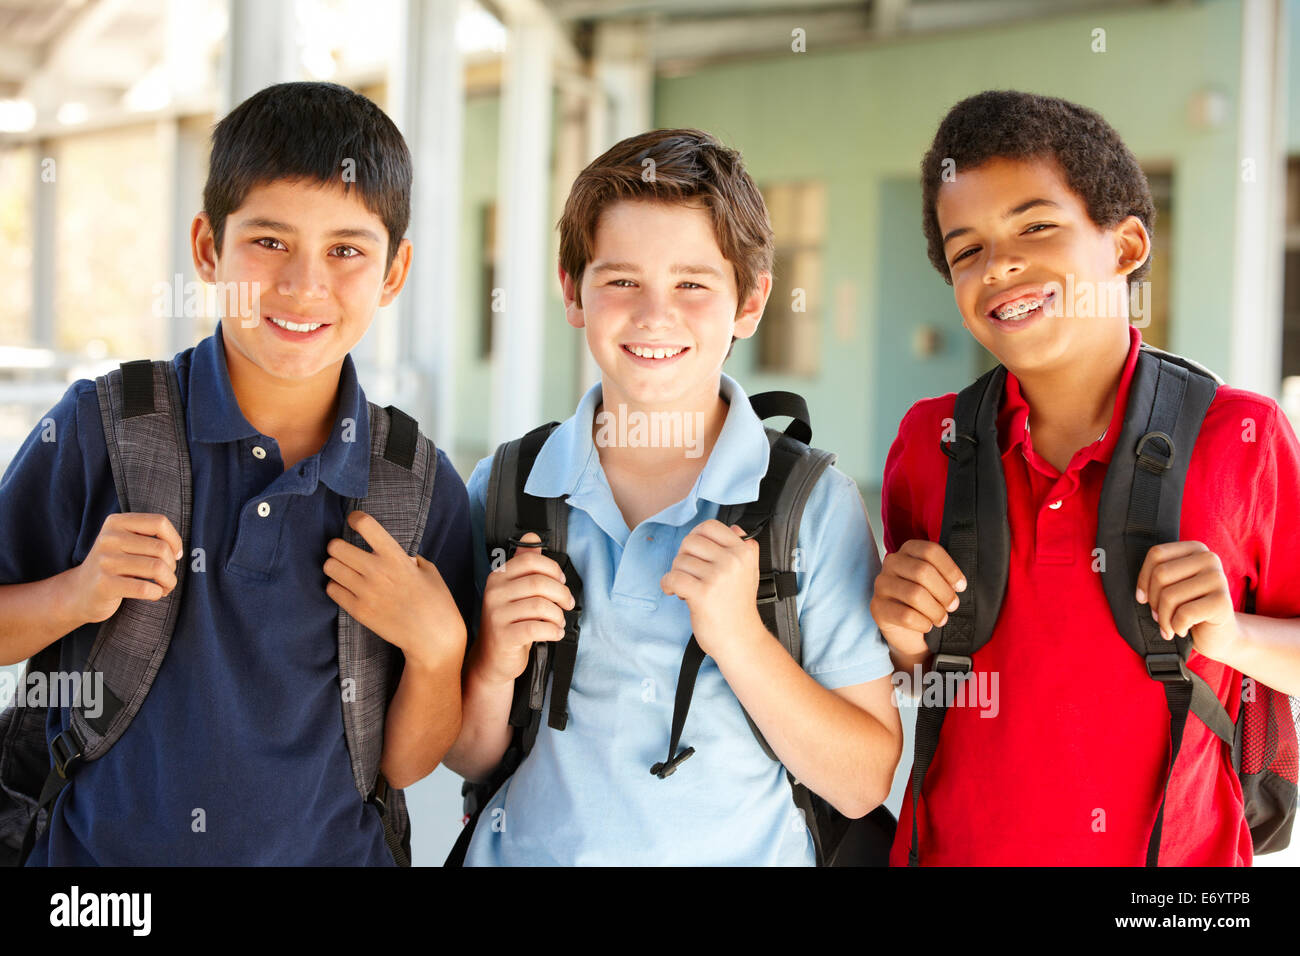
left=1135, top=431, right=1175, bottom=473
left=932, top=653, right=973, bottom=676
left=650, top=747, right=695, bottom=779
left=50, top=730, right=83, bottom=780
left=1145, top=653, right=1189, bottom=683
left=756, top=570, right=797, bottom=605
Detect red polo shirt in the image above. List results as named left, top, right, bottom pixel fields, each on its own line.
left=884, top=327, right=1300, bottom=866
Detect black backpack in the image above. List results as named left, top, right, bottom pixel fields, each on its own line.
left=0, top=359, right=436, bottom=866
left=908, top=344, right=1299, bottom=865
left=446, top=391, right=896, bottom=866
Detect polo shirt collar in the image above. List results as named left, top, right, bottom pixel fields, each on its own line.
left=999, top=325, right=1143, bottom=471
left=525, top=372, right=771, bottom=526
left=188, top=322, right=371, bottom=499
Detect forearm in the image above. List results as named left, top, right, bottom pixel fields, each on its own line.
left=713, top=620, right=902, bottom=818
left=440, top=640, right=516, bottom=783
left=0, top=569, right=87, bottom=667
left=380, top=640, right=465, bottom=790
left=1207, top=613, right=1300, bottom=698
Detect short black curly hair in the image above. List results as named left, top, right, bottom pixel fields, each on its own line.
left=921, top=90, right=1155, bottom=285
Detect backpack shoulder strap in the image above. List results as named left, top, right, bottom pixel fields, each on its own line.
left=651, top=390, right=844, bottom=862
left=908, top=364, right=1009, bottom=866
left=482, top=422, right=582, bottom=759
left=340, top=401, right=438, bottom=867
left=19, top=359, right=192, bottom=864
left=1095, top=346, right=1228, bottom=865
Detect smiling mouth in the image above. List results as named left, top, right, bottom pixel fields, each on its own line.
left=622, top=344, right=688, bottom=360
left=267, top=316, right=329, bottom=333
left=989, top=292, right=1053, bottom=322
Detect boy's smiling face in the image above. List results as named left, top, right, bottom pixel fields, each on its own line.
left=192, top=178, right=410, bottom=383
left=562, top=199, right=770, bottom=412
left=936, top=155, right=1149, bottom=374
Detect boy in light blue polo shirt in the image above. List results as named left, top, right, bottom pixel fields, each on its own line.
left=443, top=128, right=901, bottom=865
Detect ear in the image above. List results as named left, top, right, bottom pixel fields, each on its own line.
left=732, top=270, right=772, bottom=340
left=378, top=237, right=413, bottom=307
left=560, top=264, right=585, bottom=329
left=192, top=212, right=219, bottom=283
left=1113, top=215, right=1151, bottom=278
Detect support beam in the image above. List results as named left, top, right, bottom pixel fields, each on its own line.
left=1229, top=0, right=1287, bottom=395
left=159, top=117, right=208, bottom=354
left=31, top=140, right=57, bottom=350
left=387, top=0, right=465, bottom=454
left=219, top=0, right=297, bottom=115
left=490, top=7, right=555, bottom=445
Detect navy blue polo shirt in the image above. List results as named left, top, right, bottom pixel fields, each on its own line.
left=0, top=322, right=475, bottom=865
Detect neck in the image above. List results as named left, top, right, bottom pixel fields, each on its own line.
left=222, top=336, right=340, bottom=461
left=592, top=378, right=730, bottom=475
left=1015, top=326, right=1131, bottom=440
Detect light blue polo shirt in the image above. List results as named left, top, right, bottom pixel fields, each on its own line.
left=462, top=374, right=892, bottom=866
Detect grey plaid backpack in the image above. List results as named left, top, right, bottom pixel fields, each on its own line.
left=0, top=358, right=437, bottom=866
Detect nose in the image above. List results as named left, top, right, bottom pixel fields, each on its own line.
left=982, top=243, right=1025, bottom=285
left=276, top=252, right=330, bottom=301
left=632, top=285, right=675, bottom=332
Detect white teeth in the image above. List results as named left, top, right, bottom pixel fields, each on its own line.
left=627, top=345, right=683, bottom=359
left=269, top=317, right=323, bottom=333
left=993, top=298, right=1044, bottom=321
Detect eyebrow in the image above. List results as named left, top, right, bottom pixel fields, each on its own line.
left=237, top=217, right=383, bottom=244
left=590, top=261, right=726, bottom=279
left=941, top=198, right=1062, bottom=245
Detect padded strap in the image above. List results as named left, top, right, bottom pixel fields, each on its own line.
left=909, top=366, right=1007, bottom=866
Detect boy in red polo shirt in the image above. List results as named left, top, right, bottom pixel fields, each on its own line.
left=872, top=90, right=1300, bottom=866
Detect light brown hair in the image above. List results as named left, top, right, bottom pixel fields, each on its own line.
left=558, top=128, right=774, bottom=310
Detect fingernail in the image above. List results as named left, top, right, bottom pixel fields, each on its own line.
left=947, top=597, right=960, bottom=612
left=939, top=614, right=949, bottom=627
left=1151, top=610, right=1158, bottom=622
left=176, top=550, right=183, bottom=561
left=956, top=579, right=967, bottom=592
left=1135, top=588, right=1146, bottom=604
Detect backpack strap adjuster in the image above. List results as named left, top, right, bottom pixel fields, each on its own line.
left=1145, top=652, right=1189, bottom=683
left=932, top=654, right=973, bottom=676
left=50, top=729, right=84, bottom=780
left=756, top=570, right=798, bottom=605
left=1135, top=431, right=1175, bottom=473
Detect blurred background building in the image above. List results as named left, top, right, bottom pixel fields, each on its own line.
left=0, top=0, right=1296, bottom=865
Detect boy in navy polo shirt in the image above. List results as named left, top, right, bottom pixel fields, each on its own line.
left=0, top=82, right=475, bottom=865
left=871, top=90, right=1300, bottom=865
left=444, top=129, right=902, bottom=865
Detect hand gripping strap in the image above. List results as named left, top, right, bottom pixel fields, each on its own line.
left=18, top=361, right=194, bottom=865
left=340, top=402, right=438, bottom=867
left=1095, top=349, right=1220, bottom=865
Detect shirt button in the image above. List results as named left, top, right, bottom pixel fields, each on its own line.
left=1048, top=499, right=1063, bottom=510
left=252, top=445, right=267, bottom=460
left=645, top=534, right=654, bottom=542
left=257, top=501, right=271, bottom=517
